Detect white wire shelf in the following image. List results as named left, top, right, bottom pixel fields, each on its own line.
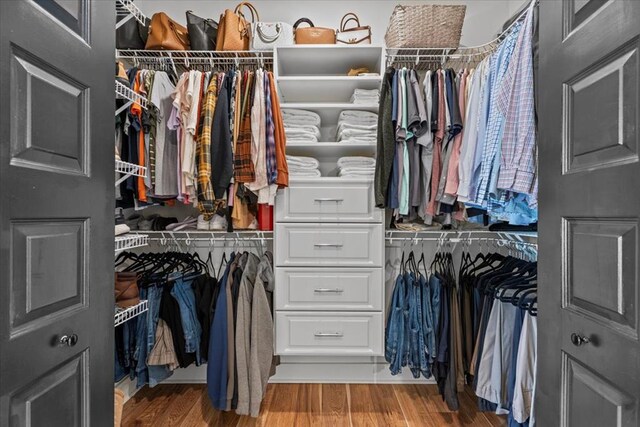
left=115, top=159, right=147, bottom=186
left=114, top=300, right=148, bottom=327
left=385, top=229, right=538, bottom=244
left=135, top=230, right=273, bottom=245
left=115, top=233, right=149, bottom=252
left=116, top=0, right=147, bottom=27
left=116, top=50, right=274, bottom=74
left=115, top=80, right=149, bottom=115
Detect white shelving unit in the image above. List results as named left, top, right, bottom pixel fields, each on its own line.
left=114, top=300, right=148, bottom=327
left=275, top=45, right=383, bottom=178
left=273, top=46, right=385, bottom=365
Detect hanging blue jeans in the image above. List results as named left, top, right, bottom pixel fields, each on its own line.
left=386, top=274, right=406, bottom=375
left=419, top=273, right=435, bottom=378
left=134, top=287, right=149, bottom=387
left=429, top=274, right=442, bottom=366
left=406, top=272, right=426, bottom=379
left=146, top=280, right=173, bottom=387
left=171, top=273, right=203, bottom=365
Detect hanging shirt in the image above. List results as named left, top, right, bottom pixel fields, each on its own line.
left=475, top=21, right=523, bottom=207
left=418, top=70, right=434, bottom=221
left=247, top=69, right=269, bottom=201
left=497, top=5, right=537, bottom=197
left=442, top=68, right=469, bottom=203
left=150, top=72, right=178, bottom=197
left=399, top=68, right=410, bottom=215
left=196, top=75, right=219, bottom=219
left=458, top=62, right=487, bottom=202
left=426, top=71, right=445, bottom=217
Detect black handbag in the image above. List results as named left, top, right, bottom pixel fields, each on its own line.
left=116, top=16, right=150, bottom=49
left=186, top=10, right=218, bottom=50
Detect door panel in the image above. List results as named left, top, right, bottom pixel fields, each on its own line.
left=562, top=353, right=637, bottom=426
left=0, top=1, right=114, bottom=426
left=9, top=351, right=89, bottom=427
left=563, top=37, right=639, bottom=174
left=563, top=218, right=638, bottom=339
left=10, top=219, right=88, bottom=337
left=539, top=0, right=640, bottom=426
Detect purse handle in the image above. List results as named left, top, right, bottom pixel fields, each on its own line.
left=340, top=12, right=361, bottom=31
left=256, top=23, right=282, bottom=42
left=234, top=2, right=260, bottom=23
left=293, top=18, right=314, bottom=29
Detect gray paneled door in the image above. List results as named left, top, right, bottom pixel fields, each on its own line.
left=0, top=0, right=114, bottom=425
left=538, top=0, right=640, bottom=426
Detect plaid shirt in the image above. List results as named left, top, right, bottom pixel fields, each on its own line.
left=474, top=20, right=522, bottom=207
left=264, top=71, right=278, bottom=184
left=496, top=5, right=536, bottom=197
left=234, top=71, right=256, bottom=183
left=196, top=75, right=218, bottom=219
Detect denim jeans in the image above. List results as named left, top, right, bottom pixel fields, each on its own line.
left=134, top=287, right=149, bottom=387
left=146, top=280, right=173, bottom=387
left=385, top=274, right=406, bottom=375
left=171, top=274, right=203, bottom=365
left=419, top=273, right=435, bottom=378
left=407, top=272, right=428, bottom=379
left=429, top=274, right=442, bottom=366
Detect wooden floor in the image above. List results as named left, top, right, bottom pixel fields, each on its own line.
left=121, top=383, right=506, bottom=426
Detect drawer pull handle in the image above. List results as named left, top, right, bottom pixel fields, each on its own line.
left=314, top=288, right=344, bottom=293
left=314, top=332, right=344, bottom=337
left=314, top=243, right=343, bottom=248
left=314, top=198, right=344, bottom=202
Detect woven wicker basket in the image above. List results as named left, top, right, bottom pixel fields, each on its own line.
left=385, top=4, right=466, bottom=48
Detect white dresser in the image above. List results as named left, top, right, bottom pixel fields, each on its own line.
left=273, top=46, right=384, bottom=357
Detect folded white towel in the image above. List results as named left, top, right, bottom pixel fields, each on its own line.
left=350, top=89, right=380, bottom=105
left=337, top=128, right=377, bottom=141
left=282, top=109, right=321, bottom=126
left=285, top=125, right=321, bottom=139
left=339, top=137, right=377, bottom=144
left=340, top=166, right=376, bottom=174
left=339, top=110, right=378, bottom=123
left=290, top=169, right=322, bottom=178
left=337, top=122, right=377, bottom=133
left=338, top=156, right=376, bottom=168
left=287, top=155, right=320, bottom=169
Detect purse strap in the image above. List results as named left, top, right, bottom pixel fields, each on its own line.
left=234, top=2, right=260, bottom=23
left=293, top=18, right=314, bottom=29
left=340, top=12, right=361, bottom=31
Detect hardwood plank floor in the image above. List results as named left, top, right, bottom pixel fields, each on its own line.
left=121, top=384, right=507, bottom=427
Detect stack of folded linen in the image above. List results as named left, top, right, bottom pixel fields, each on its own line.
left=350, top=88, right=380, bottom=104
left=337, top=156, right=376, bottom=178
left=336, top=110, right=378, bottom=144
left=282, top=109, right=322, bottom=143
left=287, top=155, right=322, bottom=178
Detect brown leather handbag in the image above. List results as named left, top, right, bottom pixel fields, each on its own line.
left=145, top=12, right=190, bottom=50
left=336, top=13, right=371, bottom=44
left=216, top=2, right=259, bottom=51
left=293, top=18, right=335, bottom=44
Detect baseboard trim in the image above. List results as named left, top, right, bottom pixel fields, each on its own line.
left=164, top=362, right=435, bottom=384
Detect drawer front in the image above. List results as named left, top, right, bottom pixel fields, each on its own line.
left=275, top=268, right=383, bottom=311
left=275, top=223, right=383, bottom=267
left=275, top=180, right=382, bottom=223
left=275, top=312, right=383, bottom=356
